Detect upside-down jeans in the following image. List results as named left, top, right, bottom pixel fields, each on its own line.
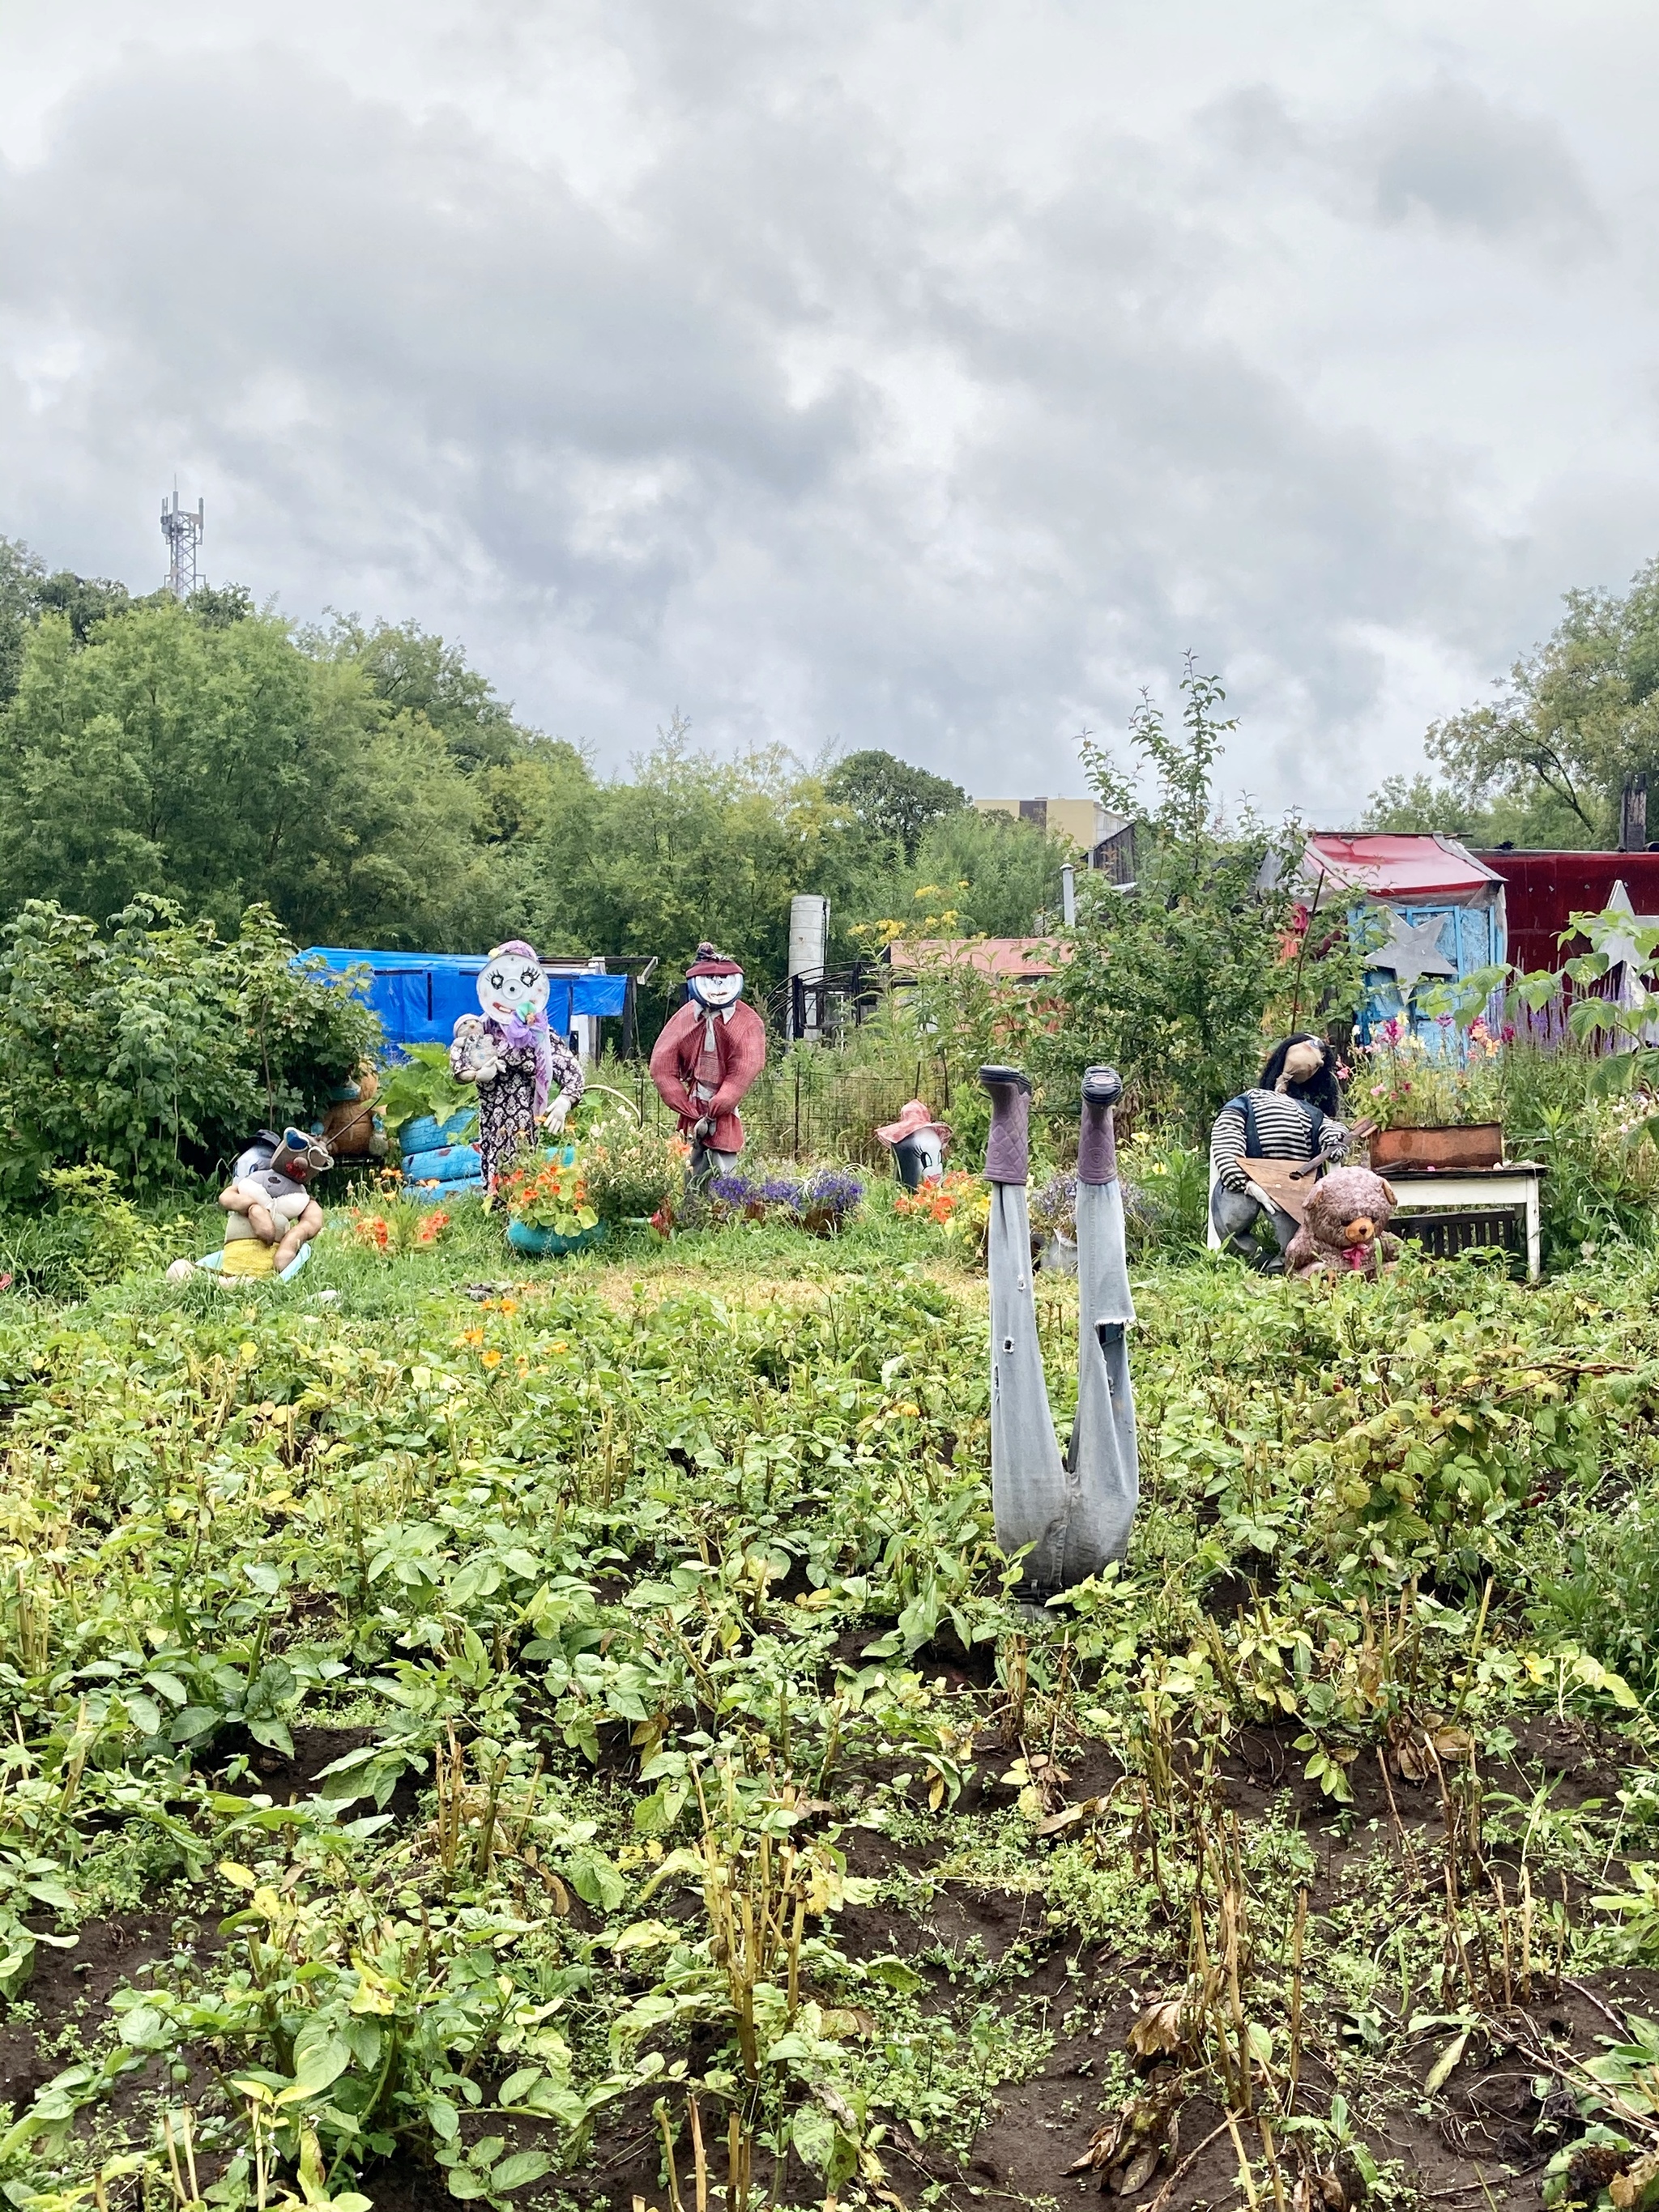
left=988, top=1174, right=1139, bottom=1602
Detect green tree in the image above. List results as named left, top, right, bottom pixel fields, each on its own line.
left=36, top=568, right=131, bottom=643
left=0, top=598, right=501, bottom=950
left=824, top=748, right=966, bottom=860
left=0, top=537, right=45, bottom=712
left=1055, top=662, right=1368, bottom=1136
left=519, top=725, right=863, bottom=1029
left=318, top=615, right=525, bottom=772
left=1371, top=557, right=1659, bottom=849
left=900, top=807, right=1069, bottom=937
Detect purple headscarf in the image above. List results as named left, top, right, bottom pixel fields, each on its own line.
left=480, top=939, right=555, bottom=1119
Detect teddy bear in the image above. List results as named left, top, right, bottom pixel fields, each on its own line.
left=449, top=1013, right=503, bottom=1085
left=318, top=1065, right=386, bottom=1159
left=1284, top=1165, right=1402, bottom=1281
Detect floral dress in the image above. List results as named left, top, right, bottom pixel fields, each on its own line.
left=461, top=1038, right=586, bottom=1189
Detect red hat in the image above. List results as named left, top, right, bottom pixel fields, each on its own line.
left=686, top=941, right=743, bottom=978
left=876, top=1100, right=953, bottom=1148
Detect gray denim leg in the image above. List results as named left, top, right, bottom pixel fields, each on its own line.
left=1064, top=1177, right=1138, bottom=1574
left=688, top=1141, right=740, bottom=1190
left=988, top=1180, right=1070, bottom=1599
left=1211, top=1183, right=1297, bottom=1264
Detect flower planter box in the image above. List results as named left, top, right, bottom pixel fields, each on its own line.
left=1370, top=1123, right=1503, bottom=1171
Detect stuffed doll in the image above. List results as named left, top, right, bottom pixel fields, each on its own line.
left=1284, top=1166, right=1401, bottom=1281
left=219, top=1128, right=332, bottom=1276
left=649, top=944, right=768, bottom=1187
left=1209, top=1033, right=1350, bottom=1270
left=449, top=941, right=584, bottom=1191
left=318, top=1066, right=386, bottom=1159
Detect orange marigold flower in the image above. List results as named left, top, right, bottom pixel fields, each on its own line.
left=481, top=1349, right=503, bottom=1368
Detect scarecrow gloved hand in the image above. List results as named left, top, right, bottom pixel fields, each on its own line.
left=544, top=1096, right=570, bottom=1135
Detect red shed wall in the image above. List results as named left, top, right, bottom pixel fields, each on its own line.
left=1478, top=851, right=1659, bottom=974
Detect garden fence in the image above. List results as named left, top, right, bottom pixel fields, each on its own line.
left=601, top=1049, right=960, bottom=1166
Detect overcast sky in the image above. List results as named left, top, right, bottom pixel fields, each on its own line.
left=2, top=2, right=1656, bottom=817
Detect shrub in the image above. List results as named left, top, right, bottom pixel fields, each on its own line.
left=0, top=897, right=380, bottom=1197
left=0, top=1165, right=182, bottom=1296
left=582, top=1120, right=685, bottom=1222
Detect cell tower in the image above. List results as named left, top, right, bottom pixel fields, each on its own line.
left=160, top=487, right=204, bottom=597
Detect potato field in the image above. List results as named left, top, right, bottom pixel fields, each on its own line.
left=2, top=1196, right=1659, bottom=2212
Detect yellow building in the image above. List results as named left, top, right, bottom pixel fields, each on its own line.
left=973, top=795, right=1135, bottom=880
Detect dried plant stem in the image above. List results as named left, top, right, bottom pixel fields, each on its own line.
left=1287, top=1888, right=1307, bottom=2115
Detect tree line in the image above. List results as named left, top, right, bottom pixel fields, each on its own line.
left=0, top=536, right=1071, bottom=1029
left=1365, top=553, right=1659, bottom=848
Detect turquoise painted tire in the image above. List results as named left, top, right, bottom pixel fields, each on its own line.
left=505, top=1218, right=608, bottom=1258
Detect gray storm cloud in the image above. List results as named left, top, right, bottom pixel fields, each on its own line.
left=0, top=2, right=1651, bottom=814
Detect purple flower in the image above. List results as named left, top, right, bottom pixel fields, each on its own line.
left=758, top=1176, right=807, bottom=1208
left=800, top=1168, right=865, bottom=1220
left=708, top=1173, right=757, bottom=1207
left=1030, top=1170, right=1077, bottom=1238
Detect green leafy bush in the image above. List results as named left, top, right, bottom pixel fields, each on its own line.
left=0, top=897, right=379, bottom=1196
left=582, top=1117, right=684, bottom=1221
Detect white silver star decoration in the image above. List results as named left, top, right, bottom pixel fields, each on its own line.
left=1371, top=912, right=1456, bottom=987
left=1599, top=880, right=1654, bottom=978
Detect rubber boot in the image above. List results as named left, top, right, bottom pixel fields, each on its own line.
left=979, top=1065, right=1032, bottom=1185
left=1077, top=1065, right=1123, bottom=1186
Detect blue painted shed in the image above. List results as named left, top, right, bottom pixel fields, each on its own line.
left=1294, top=835, right=1509, bottom=1049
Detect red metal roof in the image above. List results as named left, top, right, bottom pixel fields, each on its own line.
left=887, top=936, right=1070, bottom=979
left=1304, top=833, right=1503, bottom=897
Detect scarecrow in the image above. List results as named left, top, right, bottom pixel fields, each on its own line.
left=876, top=1099, right=952, bottom=1190
left=981, top=1064, right=1138, bottom=1601
left=217, top=1127, right=332, bottom=1276
left=649, top=944, right=768, bottom=1186
left=1209, top=1033, right=1349, bottom=1271
left=449, top=940, right=584, bottom=1191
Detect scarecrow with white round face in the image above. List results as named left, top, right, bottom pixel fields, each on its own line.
left=876, top=1099, right=953, bottom=1191
left=648, top=942, right=768, bottom=1186
left=450, top=939, right=584, bottom=1191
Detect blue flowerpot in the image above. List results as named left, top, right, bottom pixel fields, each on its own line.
left=506, top=1218, right=608, bottom=1259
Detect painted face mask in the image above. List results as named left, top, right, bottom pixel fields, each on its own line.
left=689, top=970, right=744, bottom=1012
left=478, top=951, right=550, bottom=1029
left=895, top=1128, right=947, bottom=1188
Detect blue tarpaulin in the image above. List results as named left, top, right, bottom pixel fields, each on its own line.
left=300, top=948, right=628, bottom=1049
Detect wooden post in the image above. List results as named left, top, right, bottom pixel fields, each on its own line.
left=1622, top=774, right=1648, bottom=852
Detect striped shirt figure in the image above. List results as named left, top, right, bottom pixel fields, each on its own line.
left=1209, top=1034, right=1347, bottom=1271
left=1209, top=1089, right=1348, bottom=1194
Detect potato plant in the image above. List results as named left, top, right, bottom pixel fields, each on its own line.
left=1, top=1191, right=1658, bottom=2210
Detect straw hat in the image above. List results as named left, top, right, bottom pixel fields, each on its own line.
left=876, top=1100, right=953, bottom=1148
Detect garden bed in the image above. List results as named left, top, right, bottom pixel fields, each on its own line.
left=0, top=1196, right=1658, bottom=2210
